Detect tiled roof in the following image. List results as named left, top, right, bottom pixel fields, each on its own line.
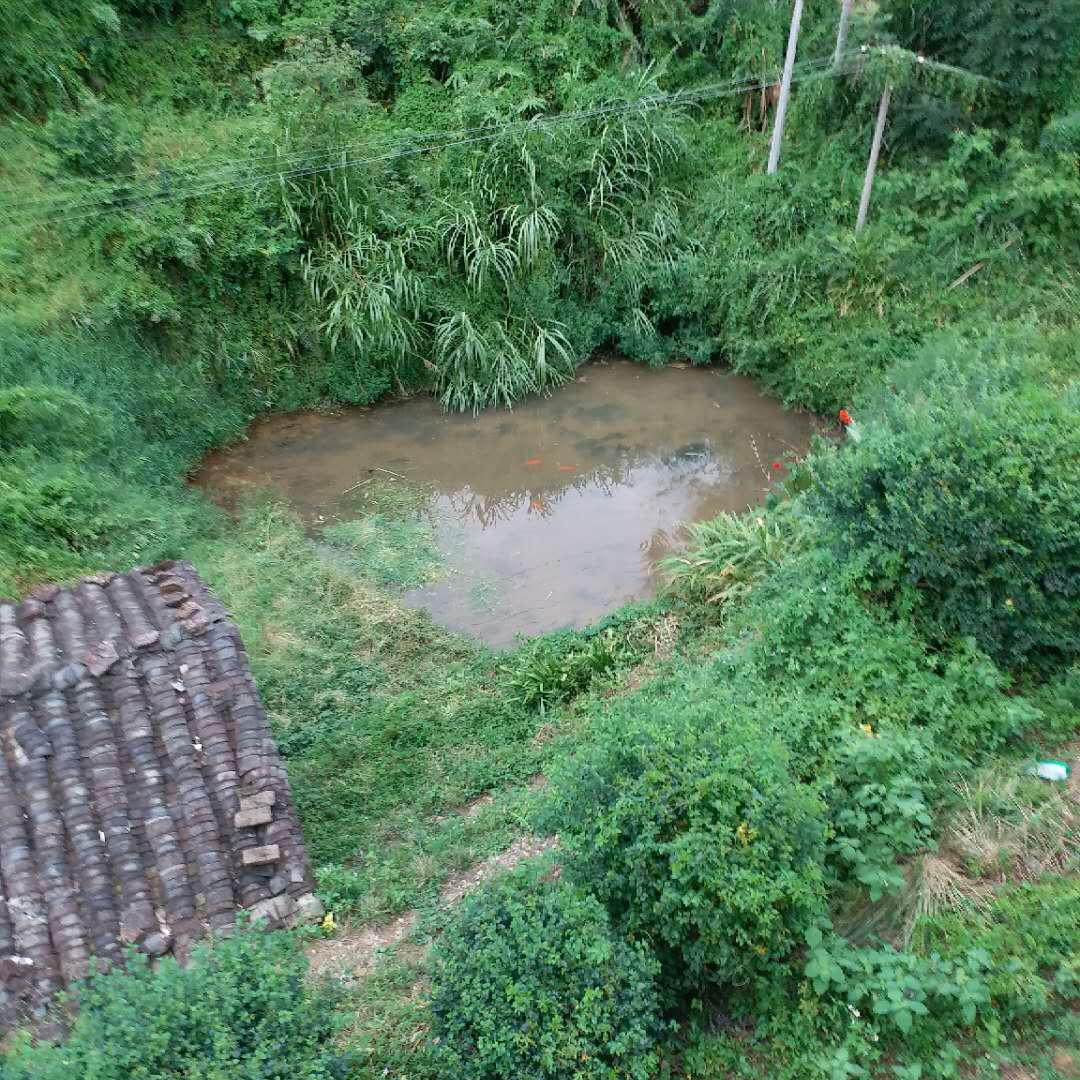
left=0, top=562, right=322, bottom=1029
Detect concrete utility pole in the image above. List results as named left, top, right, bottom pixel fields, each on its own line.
left=856, top=83, right=891, bottom=232
left=766, top=0, right=804, bottom=174
left=833, top=0, right=854, bottom=69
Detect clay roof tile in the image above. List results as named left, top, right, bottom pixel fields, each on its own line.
left=0, top=565, right=316, bottom=1031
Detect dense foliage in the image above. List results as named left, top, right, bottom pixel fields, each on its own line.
left=429, top=865, right=663, bottom=1080
left=822, top=729, right=935, bottom=902
left=1, top=928, right=350, bottom=1079
left=3, top=0, right=1080, bottom=587
left=885, top=0, right=1080, bottom=118
left=546, top=706, right=827, bottom=994
left=814, top=342, right=1080, bottom=669
left=1, top=0, right=1079, bottom=1076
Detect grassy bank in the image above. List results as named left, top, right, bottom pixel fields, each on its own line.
left=178, top=485, right=1079, bottom=1079
left=4, top=1, right=1080, bottom=591
left=1, top=1, right=1079, bottom=1078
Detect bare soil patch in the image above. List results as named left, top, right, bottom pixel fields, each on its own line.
left=306, top=833, right=558, bottom=983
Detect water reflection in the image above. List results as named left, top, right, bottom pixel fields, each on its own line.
left=194, top=360, right=818, bottom=646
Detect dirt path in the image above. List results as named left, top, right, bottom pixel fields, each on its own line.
left=305, top=832, right=558, bottom=983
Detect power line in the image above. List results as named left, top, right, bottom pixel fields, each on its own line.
left=6, top=53, right=872, bottom=224
left=0, top=67, right=806, bottom=220
left=6, top=56, right=849, bottom=206
left=2, top=55, right=864, bottom=226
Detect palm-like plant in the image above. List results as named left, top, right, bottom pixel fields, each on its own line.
left=439, top=204, right=520, bottom=293
left=302, top=225, right=426, bottom=361
left=662, top=507, right=807, bottom=609
left=283, top=66, right=690, bottom=411
left=433, top=311, right=575, bottom=412
left=585, top=108, right=683, bottom=216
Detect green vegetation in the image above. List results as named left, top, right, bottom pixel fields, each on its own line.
left=546, top=706, right=827, bottom=995
left=2, top=927, right=351, bottom=1079
left=501, top=615, right=654, bottom=712
left=430, top=864, right=663, bottom=1080
left=813, top=339, right=1080, bottom=669
left=4, top=0, right=1080, bottom=591
left=2, top=0, right=1079, bottom=1077
left=194, top=502, right=541, bottom=876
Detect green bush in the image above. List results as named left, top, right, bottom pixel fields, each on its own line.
left=661, top=502, right=810, bottom=613
left=0, top=1, right=121, bottom=114
left=429, top=865, right=663, bottom=1080
left=1, top=928, right=351, bottom=1079
left=545, top=706, right=827, bottom=993
left=813, top=343, right=1080, bottom=670
left=501, top=621, right=646, bottom=713
left=804, top=929, right=994, bottom=1038
left=1042, top=111, right=1080, bottom=156
left=800, top=877, right=1080, bottom=1070
left=825, top=731, right=936, bottom=901
left=43, top=103, right=142, bottom=177
left=916, top=876, right=1080, bottom=1027
left=722, top=542, right=1038, bottom=767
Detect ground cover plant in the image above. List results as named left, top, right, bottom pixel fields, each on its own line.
left=1, top=0, right=1079, bottom=1077
left=1, top=927, right=352, bottom=1079
left=429, top=864, right=664, bottom=1080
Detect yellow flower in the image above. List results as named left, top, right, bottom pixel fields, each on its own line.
left=735, top=821, right=756, bottom=846
left=859, top=723, right=874, bottom=736
left=321, top=911, right=336, bottom=933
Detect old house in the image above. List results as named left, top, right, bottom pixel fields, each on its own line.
left=0, top=562, right=322, bottom=1028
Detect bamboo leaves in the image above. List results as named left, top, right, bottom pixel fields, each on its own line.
left=289, top=75, right=689, bottom=411
left=440, top=204, right=519, bottom=293
left=586, top=111, right=683, bottom=216
left=433, top=312, right=575, bottom=412
left=499, top=204, right=561, bottom=268
left=302, top=227, right=426, bottom=362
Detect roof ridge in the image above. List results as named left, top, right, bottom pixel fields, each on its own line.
left=0, top=562, right=228, bottom=704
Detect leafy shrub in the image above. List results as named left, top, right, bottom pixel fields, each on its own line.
left=813, top=343, right=1080, bottom=669
left=0, top=379, right=218, bottom=591
left=662, top=502, right=810, bottom=612
left=217, top=0, right=283, bottom=28
left=546, top=706, right=827, bottom=992
left=0, top=385, right=109, bottom=455
left=825, top=731, right=936, bottom=901
left=1, top=927, right=351, bottom=1079
left=0, top=456, right=125, bottom=567
left=884, top=0, right=1080, bottom=117
left=726, top=543, right=1038, bottom=767
left=502, top=623, right=644, bottom=712
left=429, top=865, right=663, bottom=1080
left=0, top=1, right=121, bottom=114
left=43, top=103, right=142, bottom=177
left=802, top=876, right=1080, bottom=1070
left=0, top=385, right=124, bottom=582
left=804, top=928, right=993, bottom=1038
left=336, top=0, right=403, bottom=100
left=916, top=877, right=1080, bottom=1026
left=1042, top=111, right=1080, bottom=156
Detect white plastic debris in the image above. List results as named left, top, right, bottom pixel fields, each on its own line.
left=1030, top=760, right=1070, bottom=782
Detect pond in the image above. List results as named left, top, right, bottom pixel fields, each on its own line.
left=195, top=360, right=818, bottom=647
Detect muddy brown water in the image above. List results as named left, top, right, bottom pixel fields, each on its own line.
left=195, top=361, right=817, bottom=647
